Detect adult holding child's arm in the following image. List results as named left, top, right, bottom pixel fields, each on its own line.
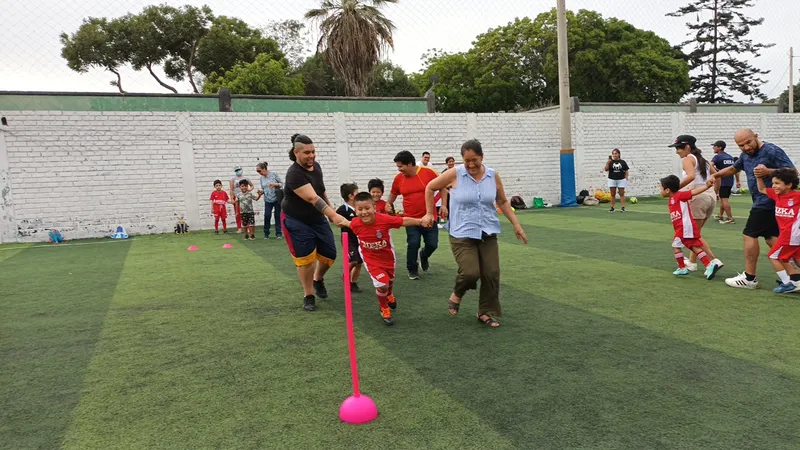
left=424, top=139, right=527, bottom=328
left=708, top=128, right=796, bottom=289
left=281, top=134, right=350, bottom=312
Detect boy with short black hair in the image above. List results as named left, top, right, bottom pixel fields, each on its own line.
left=349, top=192, right=424, bottom=325
left=336, top=183, right=363, bottom=293
left=756, top=167, right=800, bottom=293
left=367, top=178, right=387, bottom=214
left=210, top=180, right=230, bottom=234
left=235, top=180, right=262, bottom=240
left=660, top=175, right=724, bottom=279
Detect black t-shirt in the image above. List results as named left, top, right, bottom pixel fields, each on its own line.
left=607, top=159, right=629, bottom=180
left=282, top=161, right=327, bottom=223
left=335, top=204, right=359, bottom=244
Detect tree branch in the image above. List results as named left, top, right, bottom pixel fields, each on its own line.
left=146, top=62, right=178, bottom=93
left=110, top=68, right=126, bottom=94
left=187, top=40, right=199, bottom=93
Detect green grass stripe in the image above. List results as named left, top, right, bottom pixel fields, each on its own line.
left=61, top=234, right=514, bottom=450
left=0, top=240, right=131, bottom=449
left=0, top=245, right=30, bottom=263
left=308, top=230, right=800, bottom=448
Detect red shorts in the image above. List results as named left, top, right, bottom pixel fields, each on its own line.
left=364, top=262, right=395, bottom=288
left=213, top=206, right=228, bottom=219
left=672, top=237, right=703, bottom=249
left=768, top=243, right=800, bottom=262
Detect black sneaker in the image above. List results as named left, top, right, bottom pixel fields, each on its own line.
left=408, top=271, right=420, bottom=280
left=350, top=282, right=362, bottom=293
left=621, top=207, right=626, bottom=212
left=609, top=207, right=615, bottom=213
left=383, top=317, right=395, bottom=326
left=223, top=230, right=229, bottom=234
left=215, top=230, right=219, bottom=235
left=303, top=295, right=316, bottom=312
left=313, top=279, right=328, bottom=298
left=420, top=252, right=430, bottom=272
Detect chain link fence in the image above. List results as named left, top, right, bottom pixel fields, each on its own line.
left=1, top=0, right=797, bottom=99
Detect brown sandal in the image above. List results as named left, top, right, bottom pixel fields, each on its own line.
left=448, top=299, right=460, bottom=315
left=477, top=314, right=499, bottom=327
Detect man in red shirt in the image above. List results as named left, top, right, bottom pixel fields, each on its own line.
left=350, top=192, right=425, bottom=325
left=388, top=151, right=439, bottom=279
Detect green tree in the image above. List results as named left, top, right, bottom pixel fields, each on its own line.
left=417, top=11, right=691, bottom=112
left=265, top=20, right=311, bottom=68
left=369, top=61, right=421, bottom=97
left=121, top=9, right=177, bottom=92
left=305, top=0, right=397, bottom=96
left=195, top=16, right=284, bottom=78
left=203, top=53, right=304, bottom=96
left=775, top=83, right=800, bottom=112
left=60, top=17, right=131, bottom=93
left=667, top=0, right=774, bottom=102
left=297, top=53, right=345, bottom=96
left=159, top=4, right=214, bottom=93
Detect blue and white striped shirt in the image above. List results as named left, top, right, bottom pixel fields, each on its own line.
left=448, top=164, right=502, bottom=239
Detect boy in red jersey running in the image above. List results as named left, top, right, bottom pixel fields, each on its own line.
left=755, top=167, right=800, bottom=293
left=349, top=192, right=424, bottom=325
left=368, top=178, right=388, bottom=214
left=660, top=175, right=724, bottom=279
left=210, top=180, right=230, bottom=234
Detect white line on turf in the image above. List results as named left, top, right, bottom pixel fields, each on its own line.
left=0, top=239, right=134, bottom=251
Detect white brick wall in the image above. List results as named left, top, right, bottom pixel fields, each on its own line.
left=1, top=110, right=799, bottom=242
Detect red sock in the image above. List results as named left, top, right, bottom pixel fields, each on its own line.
left=222, top=220, right=227, bottom=231
left=697, top=251, right=711, bottom=266
left=675, top=252, right=686, bottom=268
left=376, top=291, right=389, bottom=309
left=214, top=217, right=220, bottom=231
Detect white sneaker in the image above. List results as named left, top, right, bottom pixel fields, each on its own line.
left=725, top=272, right=758, bottom=289
left=683, top=258, right=698, bottom=272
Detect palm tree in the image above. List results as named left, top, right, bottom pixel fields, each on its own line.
left=305, top=0, right=397, bottom=97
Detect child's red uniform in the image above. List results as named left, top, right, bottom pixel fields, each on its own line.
left=350, top=213, right=404, bottom=287
left=374, top=199, right=387, bottom=214
left=668, top=190, right=702, bottom=249
left=210, top=191, right=229, bottom=218
left=766, top=188, right=800, bottom=261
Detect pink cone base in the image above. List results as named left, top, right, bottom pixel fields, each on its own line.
left=339, top=394, right=378, bottom=424
left=187, top=245, right=199, bottom=251
left=222, top=243, right=233, bottom=249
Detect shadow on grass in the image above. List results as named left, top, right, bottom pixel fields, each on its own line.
left=249, top=230, right=799, bottom=449
left=0, top=241, right=131, bottom=449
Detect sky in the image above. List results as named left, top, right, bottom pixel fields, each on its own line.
left=1, top=0, right=798, bottom=102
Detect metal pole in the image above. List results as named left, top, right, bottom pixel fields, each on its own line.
left=556, top=0, right=577, bottom=206
left=790, top=47, right=794, bottom=114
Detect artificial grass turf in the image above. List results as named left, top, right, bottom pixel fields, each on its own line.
left=2, top=196, right=799, bottom=449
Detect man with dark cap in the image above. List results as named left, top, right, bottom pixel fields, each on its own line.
left=710, top=140, right=740, bottom=224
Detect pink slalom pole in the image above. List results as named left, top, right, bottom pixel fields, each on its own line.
left=339, top=232, right=378, bottom=424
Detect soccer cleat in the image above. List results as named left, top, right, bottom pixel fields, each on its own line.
left=387, top=294, right=397, bottom=310
left=683, top=259, right=698, bottom=272
left=408, top=271, right=420, bottom=280
left=725, top=272, right=759, bottom=289
left=303, top=295, right=316, bottom=312
left=350, top=282, right=362, bottom=294
left=215, top=230, right=219, bottom=235
left=673, top=268, right=690, bottom=276
left=420, top=252, right=430, bottom=272
left=609, top=207, right=615, bottom=213
left=621, top=207, right=626, bottom=212
left=313, top=279, right=328, bottom=298
left=704, top=259, right=724, bottom=280
left=380, top=307, right=394, bottom=326
left=722, top=219, right=736, bottom=224
left=773, top=282, right=798, bottom=294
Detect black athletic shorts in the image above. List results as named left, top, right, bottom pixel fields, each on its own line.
left=719, top=186, right=732, bottom=199
left=743, top=208, right=779, bottom=239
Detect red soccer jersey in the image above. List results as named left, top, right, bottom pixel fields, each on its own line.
left=766, top=188, right=800, bottom=245
left=391, top=167, right=439, bottom=219
left=350, top=214, right=405, bottom=268
left=668, top=191, right=700, bottom=239
left=375, top=199, right=387, bottom=214
left=210, top=190, right=229, bottom=214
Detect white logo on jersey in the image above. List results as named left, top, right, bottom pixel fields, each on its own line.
left=776, top=207, right=796, bottom=218
left=362, top=239, right=388, bottom=250
left=670, top=211, right=682, bottom=222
